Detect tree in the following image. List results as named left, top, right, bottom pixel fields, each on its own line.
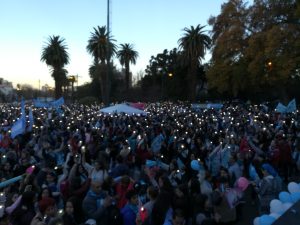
left=41, top=35, right=69, bottom=98
left=207, top=0, right=249, bottom=97
left=117, top=43, right=139, bottom=91
left=86, top=26, right=117, bottom=105
left=207, top=0, right=300, bottom=100
left=178, top=25, right=211, bottom=101
left=246, top=0, right=300, bottom=100
left=143, top=48, right=190, bottom=100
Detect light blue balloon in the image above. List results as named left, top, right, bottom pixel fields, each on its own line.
left=259, top=215, right=276, bottom=225
left=279, top=191, right=292, bottom=203
left=191, top=160, right=202, bottom=171
left=191, top=159, right=204, bottom=171
left=290, top=192, right=300, bottom=203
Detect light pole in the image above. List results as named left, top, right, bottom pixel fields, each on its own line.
left=106, top=0, right=111, bottom=105
left=67, top=75, right=76, bottom=101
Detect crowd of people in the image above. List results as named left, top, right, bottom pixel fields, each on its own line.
left=0, top=102, right=299, bottom=225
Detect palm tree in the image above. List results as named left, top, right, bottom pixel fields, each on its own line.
left=178, top=25, right=211, bottom=101
left=87, top=26, right=117, bottom=105
left=41, top=35, right=69, bottom=98
left=117, top=43, right=139, bottom=91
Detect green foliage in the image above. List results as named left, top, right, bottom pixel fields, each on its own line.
left=86, top=26, right=117, bottom=64
left=207, top=0, right=300, bottom=101
left=143, top=49, right=185, bottom=100
left=117, top=43, right=139, bottom=91
left=178, top=25, right=211, bottom=101
left=41, top=35, right=69, bottom=98
left=86, top=26, right=117, bottom=105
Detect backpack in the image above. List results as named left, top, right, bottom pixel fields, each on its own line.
left=107, top=205, right=123, bottom=225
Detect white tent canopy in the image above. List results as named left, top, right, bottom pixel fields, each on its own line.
left=100, top=104, right=147, bottom=116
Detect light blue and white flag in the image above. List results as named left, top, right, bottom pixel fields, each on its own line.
left=275, top=103, right=287, bottom=113
left=33, top=99, right=50, bottom=108
left=11, top=117, right=26, bottom=138
left=50, top=97, right=64, bottom=108
left=286, top=99, right=296, bottom=113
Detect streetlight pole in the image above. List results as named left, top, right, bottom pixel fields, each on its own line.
left=106, top=0, right=111, bottom=105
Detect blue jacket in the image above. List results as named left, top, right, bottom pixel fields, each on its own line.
left=121, top=204, right=138, bottom=225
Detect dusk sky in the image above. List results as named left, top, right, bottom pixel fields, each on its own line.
left=0, top=0, right=228, bottom=88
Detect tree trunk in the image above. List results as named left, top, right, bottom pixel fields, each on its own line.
left=98, top=62, right=110, bottom=106
left=125, top=62, right=130, bottom=91
left=98, top=62, right=108, bottom=105
left=55, top=80, right=62, bottom=99
left=189, top=61, right=197, bottom=101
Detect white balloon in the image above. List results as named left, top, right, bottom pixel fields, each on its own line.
left=269, top=213, right=280, bottom=219
left=253, top=217, right=260, bottom=225
left=288, top=182, right=300, bottom=193
left=270, top=199, right=283, bottom=214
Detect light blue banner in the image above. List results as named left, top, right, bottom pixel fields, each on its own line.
left=33, top=97, right=64, bottom=109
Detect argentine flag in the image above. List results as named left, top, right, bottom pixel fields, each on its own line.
left=11, top=117, right=25, bottom=138
left=286, top=99, right=296, bottom=113
left=275, top=103, right=287, bottom=113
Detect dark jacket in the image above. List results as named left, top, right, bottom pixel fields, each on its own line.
left=82, top=190, right=110, bottom=225
left=10, top=206, right=36, bottom=225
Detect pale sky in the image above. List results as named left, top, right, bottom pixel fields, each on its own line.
left=0, top=0, right=227, bottom=89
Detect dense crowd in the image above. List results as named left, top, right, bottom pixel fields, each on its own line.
left=0, top=102, right=299, bottom=225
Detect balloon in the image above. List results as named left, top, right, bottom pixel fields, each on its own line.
left=191, top=160, right=202, bottom=171
left=26, top=165, right=35, bottom=175
left=288, top=182, right=300, bottom=193
left=290, top=192, right=300, bottom=203
left=253, top=217, right=260, bottom=225
left=0, top=175, right=23, bottom=189
left=270, top=199, right=283, bottom=214
left=236, top=177, right=250, bottom=191
left=279, top=191, right=292, bottom=203
left=269, top=213, right=280, bottom=219
left=282, top=202, right=293, bottom=211
left=259, top=215, right=276, bottom=225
